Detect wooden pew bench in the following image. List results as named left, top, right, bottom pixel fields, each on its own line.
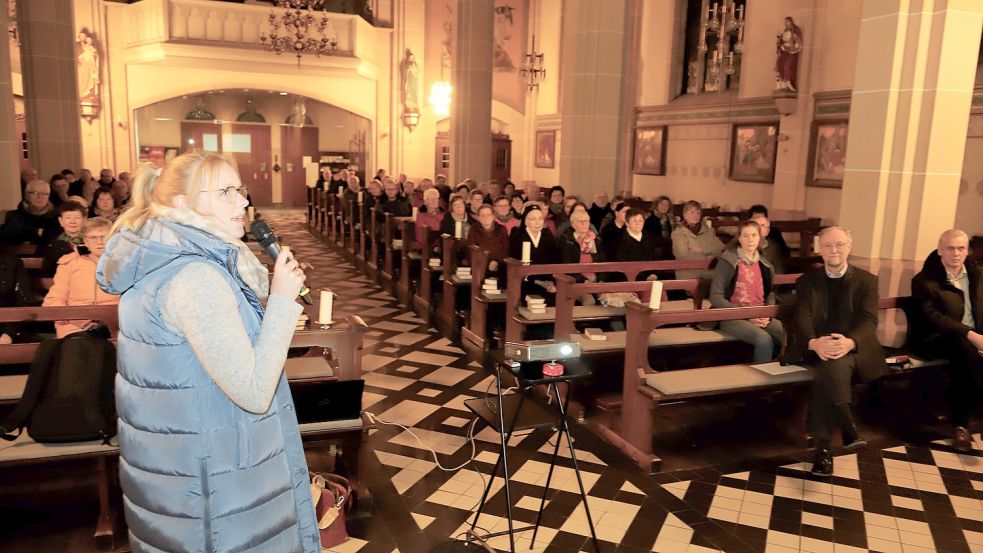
left=411, top=229, right=448, bottom=322
left=379, top=214, right=411, bottom=293
left=597, top=297, right=948, bottom=473
left=397, top=218, right=422, bottom=307
left=459, top=247, right=501, bottom=347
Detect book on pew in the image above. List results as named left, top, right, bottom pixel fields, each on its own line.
left=750, top=362, right=808, bottom=376
left=583, top=328, right=607, bottom=341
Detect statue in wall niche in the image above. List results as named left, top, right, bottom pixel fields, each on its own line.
left=775, top=17, right=803, bottom=93
left=185, top=97, right=215, bottom=120
left=400, top=49, right=421, bottom=112
left=236, top=98, right=266, bottom=123
left=76, top=30, right=101, bottom=121
left=285, top=97, right=314, bottom=127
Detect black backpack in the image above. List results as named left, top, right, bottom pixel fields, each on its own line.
left=0, top=332, right=117, bottom=444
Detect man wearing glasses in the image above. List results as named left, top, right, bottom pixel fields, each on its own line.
left=782, top=226, right=886, bottom=477
left=1, top=180, right=60, bottom=245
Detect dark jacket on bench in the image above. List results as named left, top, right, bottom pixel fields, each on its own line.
left=911, top=251, right=983, bottom=356
left=781, top=265, right=887, bottom=382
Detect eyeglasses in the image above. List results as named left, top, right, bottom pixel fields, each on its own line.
left=201, top=185, right=245, bottom=203
left=84, top=234, right=107, bottom=242
left=26, top=191, right=49, bottom=197
left=820, top=241, right=851, bottom=251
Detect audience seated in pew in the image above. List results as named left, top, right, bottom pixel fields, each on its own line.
left=2, top=180, right=61, bottom=245
left=672, top=200, right=725, bottom=280
left=37, top=201, right=87, bottom=278
left=547, top=186, right=567, bottom=225
left=467, top=189, right=485, bottom=217
left=441, top=195, right=475, bottom=238
left=600, top=201, right=628, bottom=261
left=749, top=204, right=791, bottom=259
left=780, top=226, right=885, bottom=478
left=508, top=205, right=558, bottom=303
left=415, top=188, right=444, bottom=255
left=467, top=205, right=508, bottom=274
left=343, top=174, right=361, bottom=205
left=750, top=213, right=786, bottom=274
left=616, top=209, right=666, bottom=281
left=709, top=220, right=783, bottom=363
left=643, top=195, right=676, bottom=239
left=558, top=210, right=605, bottom=306
left=363, top=178, right=383, bottom=210
left=42, top=217, right=119, bottom=338
left=89, top=187, right=121, bottom=222
left=911, top=229, right=983, bottom=452
left=555, top=201, right=594, bottom=237
left=381, top=177, right=412, bottom=216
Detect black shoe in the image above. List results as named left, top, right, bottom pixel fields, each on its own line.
left=953, top=426, right=974, bottom=452
left=811, top=448, right=833, bottom=478
left=842, top=424, right=867, bottom=450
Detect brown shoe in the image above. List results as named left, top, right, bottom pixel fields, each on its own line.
left=953, top=427, right=974, bottom=452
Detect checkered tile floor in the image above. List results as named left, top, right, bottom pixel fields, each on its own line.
left=269, top=210, right=983, bottom=553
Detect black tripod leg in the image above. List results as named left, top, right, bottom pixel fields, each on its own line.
left=532, top=383, right=564, bottom=548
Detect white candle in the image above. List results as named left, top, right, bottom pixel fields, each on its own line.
left=813, top=235, right=821, bottom=253
left=247, top=206, right=255, bottom=223
left=337, top=188, right=344, bottom=198
left=705, top=218, right=713, bottom=228
left=357, top=191, right=363, bottom=203
left=649, top=280, right=663, bottom=310
left=412, top=206, right=419, bottom=220
left=455, top=221, right=463, bottom=239
left=318, top=289, right=334, bottom=324
left=521, top=241, right=531, bottom=263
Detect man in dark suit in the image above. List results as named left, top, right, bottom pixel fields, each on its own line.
left=911, top=229, right=983, bottom=451
left=782, top=226, right=886, bottom=477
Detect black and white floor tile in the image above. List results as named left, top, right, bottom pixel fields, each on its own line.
left=268, top=210, right=983, bottom=553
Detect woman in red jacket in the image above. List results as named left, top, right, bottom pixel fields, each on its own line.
left=467, top=204, right=509, bottom=273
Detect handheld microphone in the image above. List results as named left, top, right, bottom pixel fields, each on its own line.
left=250, top=220, right=314, bottom=305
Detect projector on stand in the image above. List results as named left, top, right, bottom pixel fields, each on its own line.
left=503, top=340, right=580, bottom=363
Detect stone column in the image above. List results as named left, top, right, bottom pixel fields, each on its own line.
left=0, top=7, right=22, bottom=209
left=559, top=0, right=632, bottom=200
left=450, top=0, right=494, bottom=185
left=838, top=0, right=983, bottom=261
left=16, top=0, right=83, bottom=180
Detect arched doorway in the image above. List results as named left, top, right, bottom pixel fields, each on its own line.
left=134, top=90, right=371, bottom=207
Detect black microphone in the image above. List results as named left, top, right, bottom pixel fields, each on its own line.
left=250, top=220, right=314, bottom=305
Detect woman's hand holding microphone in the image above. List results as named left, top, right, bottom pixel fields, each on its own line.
left=270, top=246, right=308, bottom=299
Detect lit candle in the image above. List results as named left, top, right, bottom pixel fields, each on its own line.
left=318, top=289, right=334, bottom=324
left=521, top=241, right=531, bottom=264
left=711, top=2, right=718, bottom=18
left=706, top=218, right=713, bottom=228
left=337, top=188, right=344, bottom=198
left=649, top=280, right=663, bottom=310
left=357, top=191, right=363, bottom=203
left=455, top=220, right=463, bottom=239
left=412, top=206, right=419, bottom=220
left=737, top=4, right=744, bottom=20
left=813, top=235, right=821, bottom=253
left=247, top=206, right=255, bottom=223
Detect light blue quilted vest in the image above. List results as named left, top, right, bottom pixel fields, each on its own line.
left=97, top=219, right=320, bottom=553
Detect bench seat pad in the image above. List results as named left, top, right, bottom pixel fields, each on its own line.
left=569, top=327, right=739, bottom=353
left=285, top=357, right=334, bottom=380
left=299, top=418, right=363, bottom=434
left=0, top=374, right=27, bottom=402
left=645, top=364, right=814, bottom=395
left=0, top=432, right=117, bottom=463
left=516, top=299, right=711, bottom=322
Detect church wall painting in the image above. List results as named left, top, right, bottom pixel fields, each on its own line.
left=806, top=120, right=849, bottom=188
left=632, top=126, right=667, bottom=176
left=729, top=123, right=779, bottom=183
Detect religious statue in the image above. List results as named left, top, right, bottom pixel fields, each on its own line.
left=185, top=96, right=215, bottom=121
left=775, top=17, right=803, bottom=93
left=492, top=5, right=516, bottom=72
left=400, top=49, right=421, bottom=112
left=236, top=98, right=266, bottom=122
left=76, top=30, right=101, bottom=121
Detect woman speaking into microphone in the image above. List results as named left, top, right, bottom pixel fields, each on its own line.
left=97, top=152, right=320, bottom=552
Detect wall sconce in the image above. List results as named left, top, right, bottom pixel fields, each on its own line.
left=402, top=109, right=420, bottom=131
left=429, top=81, right=452, bottom=118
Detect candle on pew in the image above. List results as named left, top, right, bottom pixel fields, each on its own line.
left=455, top=221, right=463, bottom=239
left=318, top=289, right=334, bottom=324
left=337, top=188, right=344, bottom=198
left=247, top=206, right=255, bottom=223
left=521, top=241, right=531, bottom=264
left=649, top=280, right=663, bottom=310
left=412, top=206, right=419, bottom=220
left=357, top=191, right=363, bottom=203
left=813, top=235, right=820, bottom=253
left=705, top=218, right=713, bottom=229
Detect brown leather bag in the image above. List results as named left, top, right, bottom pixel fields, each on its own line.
left=310, top=472, right=351, bottom=548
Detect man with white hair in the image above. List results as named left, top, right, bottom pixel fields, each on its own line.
left=912, top=229, right=983, bottom=451
left=782, top=226, right=886, bottom=477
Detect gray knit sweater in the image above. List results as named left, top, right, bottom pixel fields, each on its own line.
left=159, top=261, right=302, bottom=414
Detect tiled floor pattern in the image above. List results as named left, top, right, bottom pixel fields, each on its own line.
left=270, top=211, right=983, bottom=553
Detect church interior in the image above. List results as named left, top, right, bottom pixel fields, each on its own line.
left=3, top=0, right=983, bottom=552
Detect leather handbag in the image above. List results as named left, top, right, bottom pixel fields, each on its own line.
left=310, top=472, right=351, bottom=549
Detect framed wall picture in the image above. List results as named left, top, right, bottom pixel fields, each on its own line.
left=632, top=126, right=668, bottom=175
left=534, top=130, right=556, bottom=168
left=729, top=123, right=779, bottom=183
left=806, top=120, right=849, bottom=188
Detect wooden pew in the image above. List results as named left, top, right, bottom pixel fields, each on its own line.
left=502, top=258, right=713, bottom=344
left=307, top=187, right=316, bottom=229
left=411, top=228, right=444, bottom=322
left=365, top=206, right=382, bottom=282
left=435, top=235, right=474, bottom=334
left=396, top=219, right=421, bottom=307
left=330, top=194, right=345, bottom=248
left=460, top=247, right=500, bottom=349
left=379, top=214, right=411, bottom=293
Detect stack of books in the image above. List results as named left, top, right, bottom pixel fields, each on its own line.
left=392, top=239, right=403, bottom=249
left=428, top=257, right=441, bottom=269
left=583, top=327, right=608, bottom=341
left=483, top=277, right=501, bottom=296
left=525, top=295, right=547, bottom=314
left=296, top=313, right=310, bottom=332
left=455, top=267, right=472, bottom=281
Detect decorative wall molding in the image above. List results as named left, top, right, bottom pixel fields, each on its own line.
left=636, top=93, right=778, bottom=126
left=536, top=114, right=560, bottom=130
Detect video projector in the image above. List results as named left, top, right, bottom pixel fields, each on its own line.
left=503, top=340, right=581, bottom=362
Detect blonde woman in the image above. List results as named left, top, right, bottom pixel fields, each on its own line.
left=97, top=152, right=319, bottom=552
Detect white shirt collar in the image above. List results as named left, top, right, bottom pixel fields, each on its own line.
left=825, top=263, right=848, bottom=278
left=627, top=229, right=643, bottom=241
left=946, top=264, right=967, bottom=282
left=528, top=230, right=541, bottom=247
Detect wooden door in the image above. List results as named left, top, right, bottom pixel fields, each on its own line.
left=281, top=126, right=319, bottom=208
left=179, top=122, right=273, bottom=206
left=491, top=135, right=511, bottom=183
left=180, top=121, right=221, bottom=155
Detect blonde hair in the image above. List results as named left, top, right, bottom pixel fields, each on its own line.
left=84, top=216, right=113, bottom=233
left=112, top=152, right=237, bottom=236
left=423, top=188, right=439, bottom=201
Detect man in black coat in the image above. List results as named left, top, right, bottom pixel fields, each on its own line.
left=911, top=229, right=983, bottom=451
left=782, top=226, right=886, bottom=477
